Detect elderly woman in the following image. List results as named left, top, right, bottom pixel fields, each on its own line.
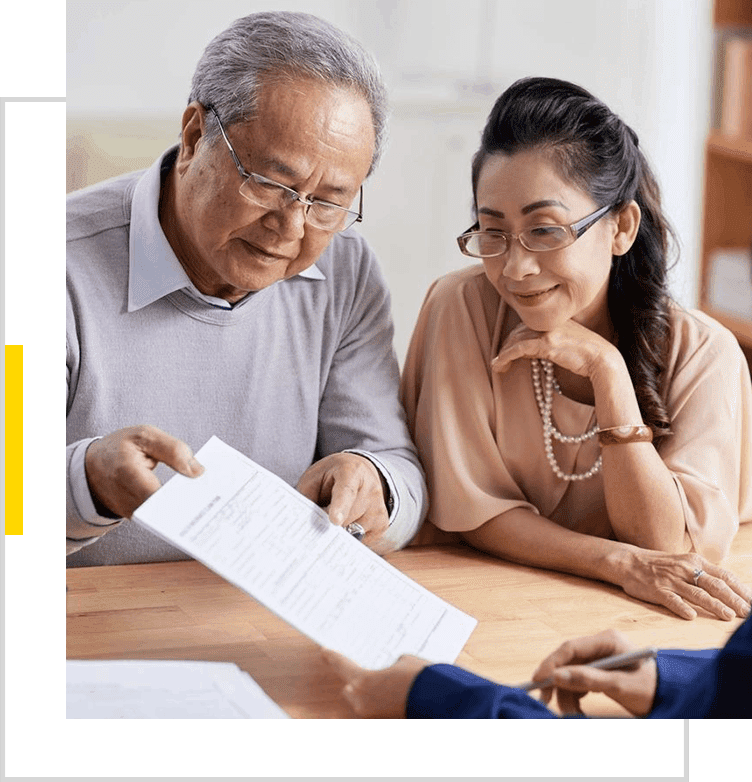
left=401, top=77, right=752, bottom=620
left=324, top=78, right=752, bottom=717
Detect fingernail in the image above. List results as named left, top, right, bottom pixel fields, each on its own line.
left=189, top=458, right=204, bottom=476
left=555, top=670, right=572, bottom=683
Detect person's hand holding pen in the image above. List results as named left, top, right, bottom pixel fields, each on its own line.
left=322, top=633, right=661, bottom=718
left=530, top=629, right=659, bottom=717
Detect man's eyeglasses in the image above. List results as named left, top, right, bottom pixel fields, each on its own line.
left=207, top=105, right=363, bottom=233
left=456, top=203, right=613, bottom=258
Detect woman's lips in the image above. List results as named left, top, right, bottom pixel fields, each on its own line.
left=510, top=285, right=559, bottom=307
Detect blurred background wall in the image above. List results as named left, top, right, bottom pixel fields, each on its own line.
left=67, top=0, right=712, bottom=363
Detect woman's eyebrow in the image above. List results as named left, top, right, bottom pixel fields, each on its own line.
left=521, top=199, right=568, bottom=215
left=477, top=200, right=569, bottom=219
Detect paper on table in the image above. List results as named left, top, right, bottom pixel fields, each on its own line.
left=66, top=659, right=289, bottom=719
left=133, top=436, right=477, bottom=669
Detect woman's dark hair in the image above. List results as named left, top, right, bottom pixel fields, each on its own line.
left=472, top=76, right=675, bottom=439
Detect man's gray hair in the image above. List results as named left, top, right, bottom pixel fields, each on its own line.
left=189, top=11, right=388, bottom=175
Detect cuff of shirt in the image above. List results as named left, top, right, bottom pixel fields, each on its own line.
left=66, top=437, right=122, bottom=545
left=406, top=664, right=557, bottom=719
left=343, top=449, right=398, bottom=526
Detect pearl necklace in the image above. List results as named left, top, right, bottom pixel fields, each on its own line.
left=531, top=358, right=602, bottom=481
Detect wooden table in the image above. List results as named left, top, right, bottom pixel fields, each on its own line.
left=67, top=524, right=752, bottom=718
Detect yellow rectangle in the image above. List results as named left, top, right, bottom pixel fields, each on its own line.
left=5, top=345, right=23, bottom=534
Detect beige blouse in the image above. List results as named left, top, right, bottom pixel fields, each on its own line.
left=401, top=265, right=752, bottom=562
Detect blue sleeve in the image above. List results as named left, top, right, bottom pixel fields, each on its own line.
left=406, top=664, right=558, bottom=719
left=649, top=614, right=752, bottom=718
left=648, top=650, right=718, bottom=718
left=407, top=617, right=752, bottom=719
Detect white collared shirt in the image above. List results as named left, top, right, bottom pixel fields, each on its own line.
left=126, top=147, right=324, bottom=314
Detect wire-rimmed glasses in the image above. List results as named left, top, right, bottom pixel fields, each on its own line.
left=456, top=203, right=613, bottom=258
left=207, top=105, right=363, bottom=233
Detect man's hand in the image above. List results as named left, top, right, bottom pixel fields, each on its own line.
left=85, top=425, right=204, bottom=518
left=296, top=453, right=390, bottom=544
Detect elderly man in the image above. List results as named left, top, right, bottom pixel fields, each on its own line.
left=66, top=11, right=426, bottom=565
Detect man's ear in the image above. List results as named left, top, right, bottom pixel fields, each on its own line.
left=174, top=101, right=207, bottom=174
left=612, top=200, right=641, bottom=256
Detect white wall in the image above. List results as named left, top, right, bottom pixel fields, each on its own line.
left=67, top=0, right=712, bottom=362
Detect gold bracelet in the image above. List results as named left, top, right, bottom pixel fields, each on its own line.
left=597, top=425, right=653, bottom=446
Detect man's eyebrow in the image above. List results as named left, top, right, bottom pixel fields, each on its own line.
left=258, top=156, right=298, bottom=179
left=258, top=156, right=350, bottom=197
left=478, top=200, right=570, bottom=220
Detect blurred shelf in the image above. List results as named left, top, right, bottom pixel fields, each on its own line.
left=707, top=130, right=752, bottom=161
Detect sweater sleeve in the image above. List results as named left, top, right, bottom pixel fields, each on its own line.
left=66, top=438, right=124, bottom=555
left=315, top=234, right=427, bottom=554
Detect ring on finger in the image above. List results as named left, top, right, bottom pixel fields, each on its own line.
left=692, top=568, right=704, bottom=587
left=346, top=522, right=365, bottom=541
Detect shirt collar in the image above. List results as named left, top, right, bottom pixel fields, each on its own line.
left=127, top=146, right=325, bottom=313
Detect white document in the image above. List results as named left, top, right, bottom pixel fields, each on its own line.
left=66, top=659, right=289, bottom=719
left=133, top=436, right=477, bottom=669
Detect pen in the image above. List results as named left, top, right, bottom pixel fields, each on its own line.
left=515, top=646, right=659, bottom=692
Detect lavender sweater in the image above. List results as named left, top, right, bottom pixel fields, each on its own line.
left=66, top=150, right=426, bottom=565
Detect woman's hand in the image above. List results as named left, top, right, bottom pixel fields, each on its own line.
left=531, top=629, right=657, bottom=716
left=616, top=548, right=752, bottom=620
left=491, top=320, right=620, bottom=382
left=321, top=649, right=429, bottom=718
